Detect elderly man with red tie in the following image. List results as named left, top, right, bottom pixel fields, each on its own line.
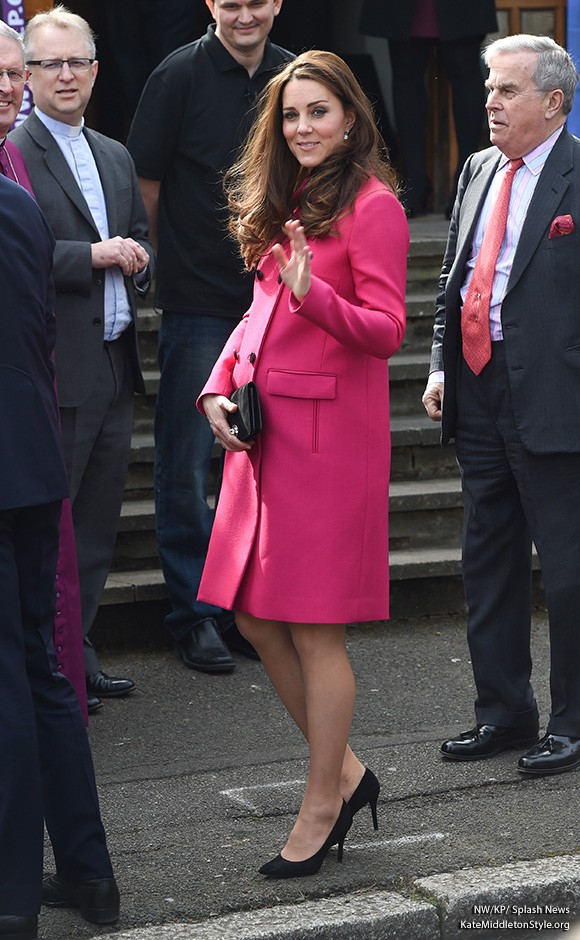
left=423, top=34, right=580, bottom=777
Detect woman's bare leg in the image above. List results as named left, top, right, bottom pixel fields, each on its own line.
left=276, top=622, right=355, bottom=860
left=236, top=612, right=366, bottom=803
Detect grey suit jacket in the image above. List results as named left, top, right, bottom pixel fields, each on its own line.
left=431, top=128, right=580, bottom=453
left=10, top=111, right=154, bottom=408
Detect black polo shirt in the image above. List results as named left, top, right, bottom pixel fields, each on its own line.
left=127, top=25, right=292, bottom=317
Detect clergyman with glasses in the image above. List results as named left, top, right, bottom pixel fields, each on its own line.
left=10, top=5, right=154, bottom=723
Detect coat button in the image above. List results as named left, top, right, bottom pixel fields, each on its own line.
left=248, top=352, right=256, bottom=364
left=93, top=317, right=102, bottom=326
left=256, top=270, right=264, bottom=280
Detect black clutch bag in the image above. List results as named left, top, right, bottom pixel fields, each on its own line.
left=227, top=381, right=262, bottom=441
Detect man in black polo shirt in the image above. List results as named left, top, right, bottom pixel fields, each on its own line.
left=127, top=0, right=291, bottom=674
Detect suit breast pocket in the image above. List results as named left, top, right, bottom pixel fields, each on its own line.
left=542, top=231, right=578, bottom=251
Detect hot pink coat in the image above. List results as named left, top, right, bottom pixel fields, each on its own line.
left=197, top=177, right=409, bottom=623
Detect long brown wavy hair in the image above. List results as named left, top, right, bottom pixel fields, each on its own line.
left=224, top=50, right=401, bottom=270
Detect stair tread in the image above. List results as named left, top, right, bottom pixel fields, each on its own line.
left=389, top=478, right=460, bottom=497
left=140, top=353, right=431, bottom=387
left=120, top=478, right=463, bottom=521
left=130, top=417, right=444, bottom=450
left=102, top=546, right=465, bottom=605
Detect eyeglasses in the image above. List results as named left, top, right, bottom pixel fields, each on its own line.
left=0, top=68, right=26, bottom=83
left=26, top=58, right=95, bottom=73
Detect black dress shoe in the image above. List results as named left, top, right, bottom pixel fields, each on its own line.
left=86, top=671, right=135, bottom=698
left=0, top=915, right=37, bottom=939
left=348, top=766, right=380, bottom=830
left=441, top=723, right=539, bottom=761
left=176, top=618, right=235, bottom=674
left=259, top=802, right=352, bottom=878
left=222, top=621, right=260, bottom=660
left=42, top=873, right=119, bottom=925
left=518, top=733, right=580, bottom=775
left=86, top=695, right=103, bottom=714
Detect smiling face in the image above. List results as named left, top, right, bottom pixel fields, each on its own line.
left=281, top=77, right=355, bottom=169
left=0, top=35, right=25, bottom=137
left=26, top=23, right=97, bottom=126
left=206, top=0, right=282, bottom=60
left=485, top=50, right=564, bottom=158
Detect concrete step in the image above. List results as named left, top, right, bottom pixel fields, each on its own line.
left=101, top=542, right=543, bottom=630
left=389, top=478, right=463, bottom=549
left=97, top=218, right=473, bottom=630
left=112, top=476, right=464, bottom=572
left=136, top=295, right=440, bottom=371
left=402, top=294, right=438, bottom=353
left=133, top=349, right=432, bottom=427
left=124, top=416, right=459, bottom=498
left=134, top=235, right=447, bottom=369
left=101, top=547, right=466, bottom=611
left=119, top=479, right=464, bottom=527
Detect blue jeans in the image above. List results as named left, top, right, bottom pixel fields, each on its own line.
left=154, top=312, right=239, bottom=640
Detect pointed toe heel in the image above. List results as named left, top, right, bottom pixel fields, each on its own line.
left=347, top=766, right=381, bottom=831
left=259, top=801, right=352, bottom=879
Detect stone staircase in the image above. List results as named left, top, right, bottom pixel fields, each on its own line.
left=97, top=216, right=471, bottom=638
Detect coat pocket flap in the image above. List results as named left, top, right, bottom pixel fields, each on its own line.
left=267, top=369, right=337, bottom=399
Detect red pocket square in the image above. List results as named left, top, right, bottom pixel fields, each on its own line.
left=548, top=214, right=575, bottom=238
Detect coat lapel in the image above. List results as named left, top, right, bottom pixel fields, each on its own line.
left=26, top=112, right=98, bottom=233
left=85, top=128, right=118, bottom=236
left=506, top=130, right=572, bottom=295
left=449, top=149, right=500, bottom=292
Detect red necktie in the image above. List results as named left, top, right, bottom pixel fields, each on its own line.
left=461, top=157, right=524, bottom=375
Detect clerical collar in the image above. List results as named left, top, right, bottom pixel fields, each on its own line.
left=35, top=106, right=84, bottom=138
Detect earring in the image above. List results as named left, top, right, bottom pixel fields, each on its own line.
left=343, top=130, right=350, bottom=140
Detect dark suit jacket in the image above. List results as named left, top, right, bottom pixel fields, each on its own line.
left=10, top=111, right=154, bottom=408
left=0, top=174, right=68, bottom=510
left=359, top=0, right=497, bottom=42
left=430, top=128, right=580, bottom=453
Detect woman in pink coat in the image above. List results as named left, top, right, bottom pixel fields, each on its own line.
left=199, top=51, right=409, bottom=878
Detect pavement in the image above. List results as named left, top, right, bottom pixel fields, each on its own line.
left=35, top=609, right=580, bottom=940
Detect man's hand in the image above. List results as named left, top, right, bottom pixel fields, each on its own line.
left=91, top=237, right=150, bottom=276
left=422, top=380, right=444, bottom=421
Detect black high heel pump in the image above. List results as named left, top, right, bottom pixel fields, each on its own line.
left=347, top=767, right=380, bottom=830
left=259, top=801, right=352, bottom=879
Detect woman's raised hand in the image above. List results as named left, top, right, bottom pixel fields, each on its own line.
left=272, top=219, right=312, bottom=302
